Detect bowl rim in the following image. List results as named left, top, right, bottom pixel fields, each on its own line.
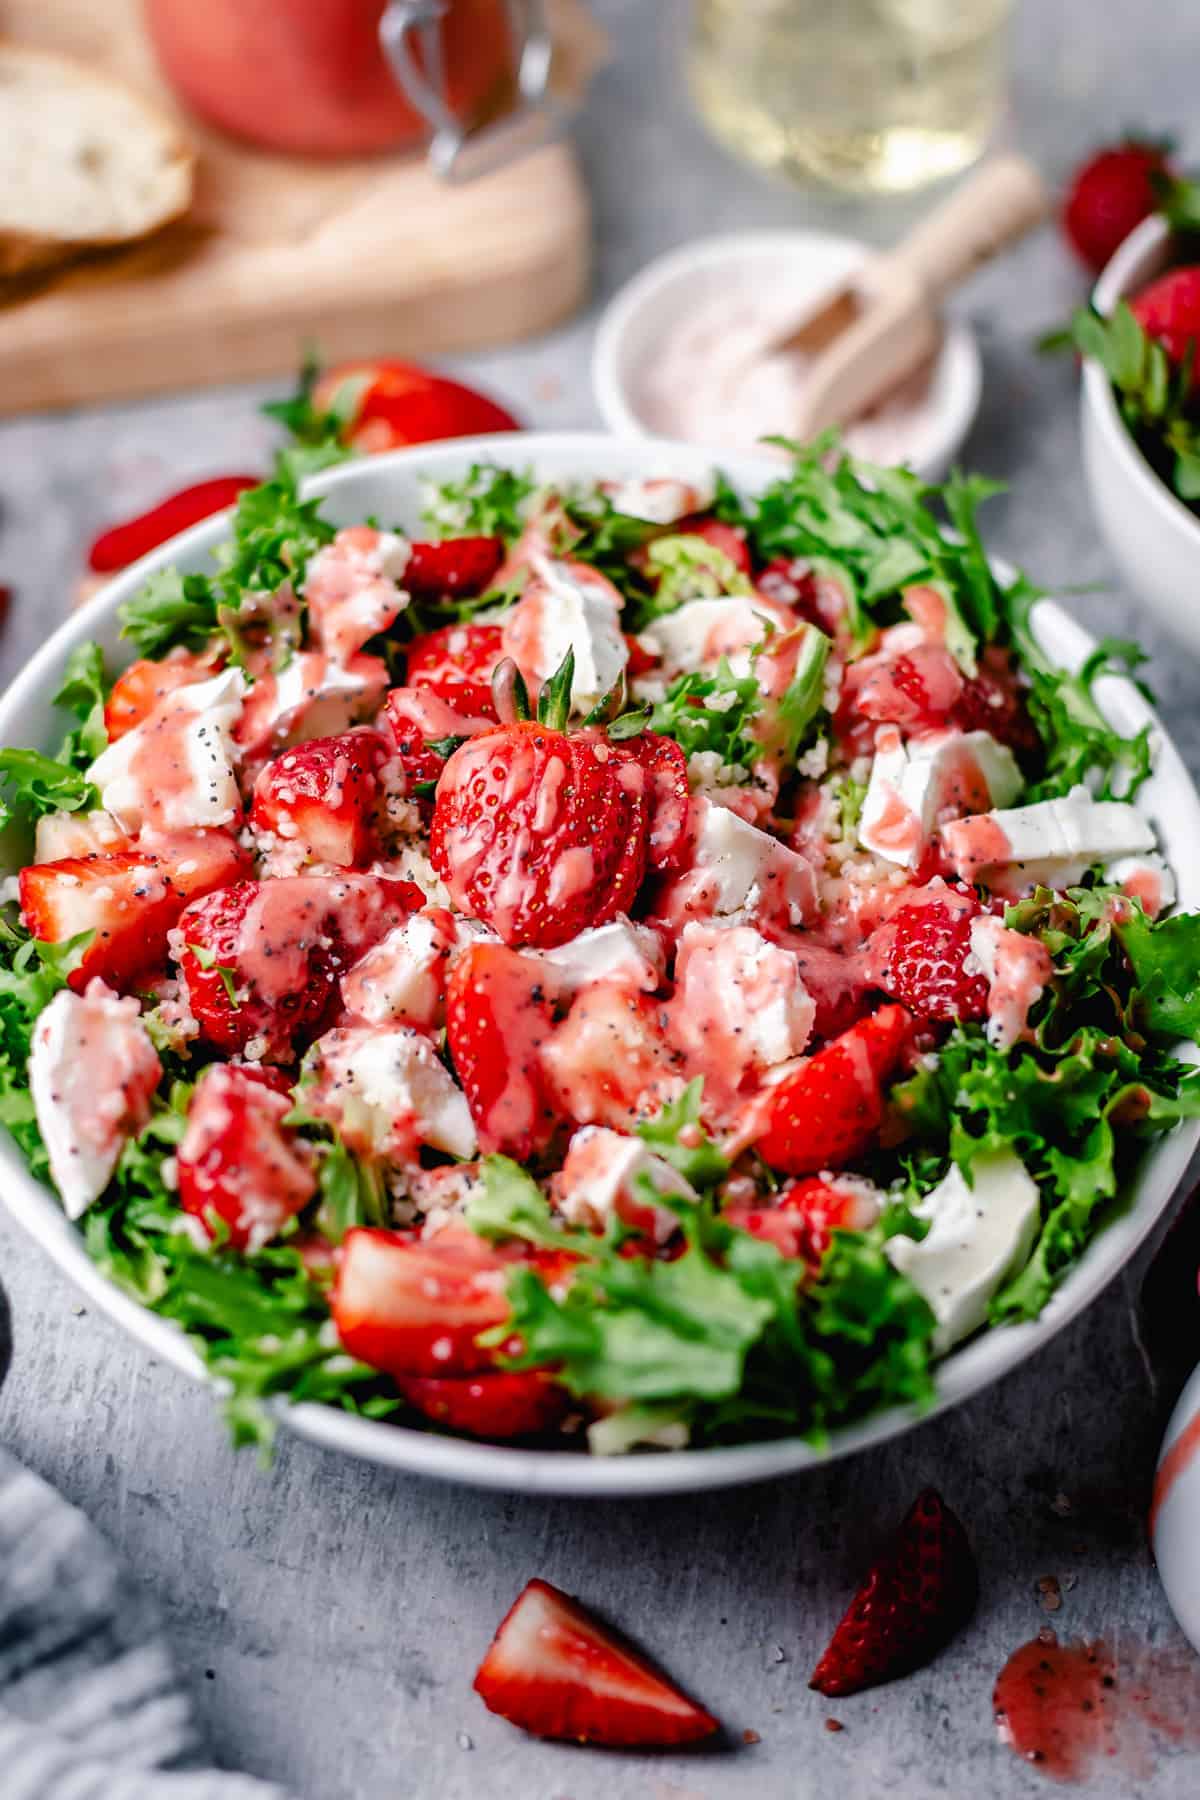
left=1083, top=212, right=1200, bottom=547
left=2, top=428, right=1197, bottom=1497
left=590, top=228, right=982, bottom=481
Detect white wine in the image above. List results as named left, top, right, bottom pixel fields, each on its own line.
left=688, top=0, right=1013, bottom=194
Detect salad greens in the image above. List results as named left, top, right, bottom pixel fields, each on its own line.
left=468, top=1097, right=936, bottom=1449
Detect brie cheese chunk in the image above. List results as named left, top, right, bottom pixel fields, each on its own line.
left=539, top=918, right=665, bottom=993
left=886, top=1150, right=1041, bottom=1353
left=601, top=475, right=717, bottom=525
left=88, top=668, right=245, bottom=834
left=499, top=557, right=628, bottom=712
left=307, top=1023, right=476, bottom=1163
left=859, top=726, right=1022, bottom=869
left=643, top=596, right=791, bottom=680
left=339, top=907, right=458, bottom=1029
left=682, top=797, right=818, bottom=926
left=942, top=785, right=1156, bottom=891
left=554, top=1124, right=695, bottom=1242
left=29, top=980, right=161, bottom=1219
left=1105, top=851, right=1176, bottom=918
left=670, top=920, right=814, bottom=1077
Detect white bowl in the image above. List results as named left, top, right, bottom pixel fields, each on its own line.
left=1152, top=1362, right=1200, bottom=1652
left=2, top=431, right=1198, bottom=1496
left=1081, top=214, right=1200, bottom=656
left=592, top=231, right=982, bottom=481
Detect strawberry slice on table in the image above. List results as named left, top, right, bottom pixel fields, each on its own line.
left=310, top=360, right=520, bottom=454
left=809, top=1488, right=978, bottom=1697
left=446, top=940, right=559, bottom=1160
left=753, top=1004, right=914, bottom=1176
left=1063, top=139, right=1173, bottom=274
left=430, top=652, right=658, bottom=948
left=474, top=1578, right=719, bottom=1747
left=176, top=872, right=423, bottom=1058
left=250, top=730, right=387, bottom=868
left=867, top=890, right=988, bottom=1024
left=403, top=537, right=505, bottom=601
left=331, top=1220, right=572, bottom=1379
left=397, top=1370, right=567, bottom=1440
left=1131, top=265, right=1200, bottom=393
left=87, top=474, right=261, bottom=575
left=104, top=649, right=219, bottom=742
left=403, top=621, right=504, bottom=716
left=177, top=1063, right=315, bottom=1252
left=20, top=829, right=248, bottom=993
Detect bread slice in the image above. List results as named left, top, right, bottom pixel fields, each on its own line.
left=0, top=43, right=193, bottom=277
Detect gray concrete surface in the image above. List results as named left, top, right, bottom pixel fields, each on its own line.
left=2, top=2, right=1200, bottom=1794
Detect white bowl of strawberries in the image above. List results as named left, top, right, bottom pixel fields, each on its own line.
left=1081, top=211, right=1200, bottom=654
left=1, top=431, right=1200, bottom=1498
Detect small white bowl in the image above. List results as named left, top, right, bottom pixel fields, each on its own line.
left=592, top=230, right=982, bottom=481
left=1152, top=1362, right=1200, bottom=1652
left=1081, top=214, right=1200, bottom=656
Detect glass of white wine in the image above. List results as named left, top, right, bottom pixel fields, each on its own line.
left=687, top=0, right=1014, bottom=194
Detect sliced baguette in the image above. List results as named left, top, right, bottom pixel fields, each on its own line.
left=0, top=42, right=193, bottom=277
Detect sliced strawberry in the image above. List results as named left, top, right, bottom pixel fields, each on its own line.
left=404, top=536, right=505, bottom=600
left=623, top=632, right=659, bottom=679
left=176, top=872, right=423, bottom=1058
left=758, top=557, right=859, bottom=656
left=20, top=829, right=248, bottom=992
left=332, top=1220, right=523, bottom=1377
left=446, top=941, right=558, bottom=1160
left=867, top=891, right=988, bottom=1024
left=809, top=1488, right=978, bottom=1696
left=104, top=649, right=218, bottom=742
left=177, top=1063, right=315, bottom=1251
left=250, top=730, right=386, bottom=867
left=397, top=1369, right=567, bottom=1440
left=382, top=684, right=493, bottom=809
left=678, top=515, right=753, bottom=576
left=754, top=1004, right=913, bottom=1175
left=474, top=1578, right=719, bottom=1747
left=951, top=649, right=1038, bottom=753
left=727, top=1177, right=878, bottom=1269
left=403, top=621, right=503, bottom=716
left=624, top=731, right=691, bottom=874
left=850, top=646, right=964, bottom=734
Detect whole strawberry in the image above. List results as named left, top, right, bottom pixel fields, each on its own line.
left=809, top=1488, right=978, bottom=1697
left=1131, top=265, right=1200, bottom=392
left=431, top=652, right=684, bottom=949
left=1063, top=138, right=1173, bottom=273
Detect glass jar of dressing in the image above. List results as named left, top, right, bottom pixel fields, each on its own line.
left=687, top=0, right=1014, bottom=194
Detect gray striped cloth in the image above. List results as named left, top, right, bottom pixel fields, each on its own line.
left=0, top=1447, right=292, bottom=1800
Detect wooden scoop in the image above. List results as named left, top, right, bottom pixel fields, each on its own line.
left=784, top=153, right=1049, bottom=440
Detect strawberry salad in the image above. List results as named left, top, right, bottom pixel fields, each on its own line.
left=1067, top=171, right=1200, bottom=508
left=2, top=441, right=1200, bottom=1457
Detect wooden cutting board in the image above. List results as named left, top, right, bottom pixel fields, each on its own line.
left=0, top=0, right=598, bottom=415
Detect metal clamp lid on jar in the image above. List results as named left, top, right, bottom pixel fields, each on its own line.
left=379, top=0, right=564, bottom=180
